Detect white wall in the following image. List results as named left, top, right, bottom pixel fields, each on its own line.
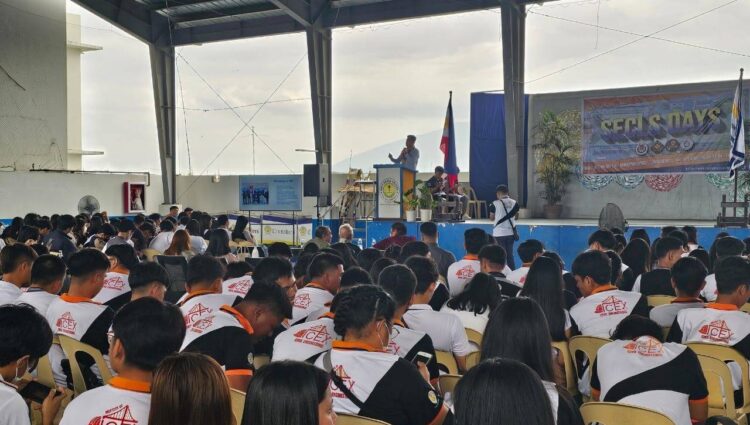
left=0, top=0, right=68, bottom=171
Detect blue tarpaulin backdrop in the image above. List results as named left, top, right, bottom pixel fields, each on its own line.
left=469, top=92, right=529, bottom=205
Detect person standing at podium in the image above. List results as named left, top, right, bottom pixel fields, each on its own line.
left=389, top=134, right=419, bottom=171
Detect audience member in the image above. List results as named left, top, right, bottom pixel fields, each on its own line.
left=164, top=229, right=194, bottom=260
left=206, top=229, right=237, bottom=263
left=252, top=256, right=297, bottom=302
left=619, top=238, right=651, bottom=291
left=447, top=228, right=488, bottom=296
left=149, top=353, right=234, bottom=425
left=129, top=262, right=169, bottom=301
left=480, top=298, right=583, bottom=424
left=507, top=239, right=545, bottom=285
left=0, top=243, right=37, bottom=304
left=94, top=244, right=139, bottom=311
left=478, top=244, right=520, bottom=300
left=373, top=222, right=416, bottom=250
left=330, top=242, right=359, bottom=269
left=384, top=244, right=402, bottom=260
left=632, top=236, right=684, bottom=295
left=314, top=285, right=448, bottom=425
left=340, top=266, right=373, bottom=288
left=43, top=214, right=77, bottom=261
left=149, top=220, right=175, bottom=253
left=488, top=184, right=519, bottom=270
left=397, top=240, right=431, bottom=263
left=689, top=248, right=711, bottom=271
left=0, top=304, right=64, bottom=425
left=520, top=256, right=572, bottom=341
left=267, top=242, right=293, bottom=259
left=404, top=256, right=473, bottom=373
left=338, top=223, right=361, bottom=255
left=356, top=248, right=382, bottom=275
left=701, top=236, right=745, bottom=301
left=60, top=298, right=185, bottom=425
left=182, top=282, right=291, bottom=390
left=650, top=257, right=707, bottom=327
left=369, top=257, right=397, bottom=283
left=15, top=254, right=65, bottom=315
left=420, top=221, right=456, bottom=278
left=46, top=248, right=114, bottom=387
left=243, top=360, right=335, bottom=425
left=569, top=251, right=648, bottom=337
left=232, top=215, right=256, bottom=245
left=103, top=219, right=135, bottom=251
left=185, top=219, right=207, bottom=254
left=272, top=291, right=343, bottom=362
left=592, top=316, right=707, bottom=425
left=441, top=272, right=499, bottom=334
left=452, top=358, right=555, bottom=425
left=16, top=225, right=40, bottom=245
left=292, top=253, right=344, bottom=323
left=630, top=228, right=652, bottom=246
left=304, top=226, right=332, bottom=250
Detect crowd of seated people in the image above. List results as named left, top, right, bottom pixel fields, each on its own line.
left=2, top=207, right=750, bottom=425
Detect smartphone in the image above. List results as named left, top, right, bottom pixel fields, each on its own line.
left=18, top=381, right=60, bottom=404
left=412, top=351, right=433, bottom=366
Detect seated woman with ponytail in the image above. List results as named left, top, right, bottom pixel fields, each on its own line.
left=314, top=284, right=449, bottom=425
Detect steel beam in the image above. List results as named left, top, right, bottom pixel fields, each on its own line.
left=323, top=0, right=503, bottom=28
left=72, top=0, right=163, bottom=44
left=149, top=46, right=177, bottom=204
left=267, top=0, right=313, bottom=27
left=159, top=14, right=304, bottom=47
left=501, top=1, right=526, bottom=206
left=306, top=15, right=332, bottom=206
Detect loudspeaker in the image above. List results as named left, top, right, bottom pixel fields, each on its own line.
left=303, top=163, right=330, bottom=197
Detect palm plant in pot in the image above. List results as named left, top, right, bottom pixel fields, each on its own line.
left=415, top=180, right=438, bottom=222
left=532, top=110, right=581, bottom=219
left=401, top=189, right=420, bottom=222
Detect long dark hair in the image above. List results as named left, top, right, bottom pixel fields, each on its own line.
left=243, top=361, right=329, bottom=425
left=149, top=353, right=234, bottom=425
left=330, top=242, right=358, bottom=270
left=453, top=358, right=555, bottom=425
left=519, top=257, right=567, bottom=342
left=481, top=297, right=556, bottom=383
left=232, top=216, right=249, bottom=241
left=446, top=272, right=500, bottom=316
left=206, top=229, right=231, bottom=257
left=630, top=228, right=651, bottom=246
left=620, top=238, right=651, bottom=276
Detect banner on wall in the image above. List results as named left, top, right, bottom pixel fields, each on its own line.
left=582, top=89, right=749, bottom=175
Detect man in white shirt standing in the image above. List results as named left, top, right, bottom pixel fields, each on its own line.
left=15, top=255, right=66, bottom=316
left=505, top=239, right=545, bottom=286
left=0, top=244, right=37, bottom=305
left=60, top=297, right=185, bottom=425
left=488, top=185, right=519, bottom=270
left=0, top=304, right=65, bottom=425
left=404, top=256, right=473, bottom=373
left=446, top=228, right=488, bottom=296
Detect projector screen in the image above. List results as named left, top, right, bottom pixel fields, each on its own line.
left=239, top=175, right=303, bottom=211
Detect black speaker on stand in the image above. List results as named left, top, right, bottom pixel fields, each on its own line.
left=304, top=163, right=331, bottom=223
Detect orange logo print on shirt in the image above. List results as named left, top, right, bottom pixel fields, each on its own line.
left=699, top=320, right=733, bottom=343
left=228, top=279, right=252, bottom=295
left=293, top=324, right=332, bottom=348
left=386, top=339, right=401, bottom=356
left=103, top=276, right=125, bottom=290
left=88, top=404, right=138, bottom=425
left=594, top=296, right=627, bottom=316
left=331, top=365, right=356, bottom=399
left=184, top=303, right=211, bottom=327
left=56, top=312, right=77, bottom=335
left=455, top=265, right=476, bottom=280
left=294, top=293, right=312, bottom=309
left=624, top=339, right=663, bottom=357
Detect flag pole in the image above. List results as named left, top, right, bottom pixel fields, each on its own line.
left=736, top=68, right=744, bottom=206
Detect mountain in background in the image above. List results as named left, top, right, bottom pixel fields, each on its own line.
left=333, top=121, right=470, bottom=174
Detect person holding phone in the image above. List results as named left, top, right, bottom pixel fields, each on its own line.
left=0, top=304, right=65, bottom=425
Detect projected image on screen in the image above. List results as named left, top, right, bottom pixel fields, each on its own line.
left=239, top=175, right=302, bottom=211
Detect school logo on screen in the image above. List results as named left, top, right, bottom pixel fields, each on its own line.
left=380, top=178, right=399, bottom=201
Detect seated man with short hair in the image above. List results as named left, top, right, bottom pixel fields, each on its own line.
left=0, top=244, right=37, bottom=305
left=633, top=236, right=684, bottom=295
left=447, top=228, right=489, bottom=296
left=179, top=255, right=243, bottom=330
left=291, top=253, right=343, bottom=323
left=650, top=257, right=706, bottom=327
left=701, top=236, right=746, bottom=302
left=506, top=239, right=544, bottom=286
left=15, top=254, right=66, bottom=315
left=60, top=298, right=185, bottom=425
left=479, top=244, right=521, bottom=301
left=128, top=262, right=169, bottom=302
left=373, top=222, right=416, bottom=250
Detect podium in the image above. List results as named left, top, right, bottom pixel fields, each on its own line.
left=374, top=164, right=416, bottom=219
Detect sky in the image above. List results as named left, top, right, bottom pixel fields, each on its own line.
left=65, top=0, right=750, bottom=177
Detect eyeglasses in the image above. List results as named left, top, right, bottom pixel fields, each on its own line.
left=27, top=357, right=39, bottom=373
left=107, top=331, right=115, bottom=347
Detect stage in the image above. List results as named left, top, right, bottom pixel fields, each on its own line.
left=326, top=218, right=750, bottom=269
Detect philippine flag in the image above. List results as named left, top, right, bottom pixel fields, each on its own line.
left=440, top=92, right=460, bottom=187
left=729, top=69, right=745, bottom=179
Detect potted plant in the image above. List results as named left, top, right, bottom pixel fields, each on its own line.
left=415, top=180, right=437, bottom=222
left=532, top=110, right=581, bottom=219
left=401, top=189, right=419, bottom=222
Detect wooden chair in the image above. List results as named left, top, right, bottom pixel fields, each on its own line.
left=466, top=351, right=481, bottom=370
left=580, top=402, right=676, bottom=425
left=142, top=248, right=161, bottom=262
left=647, top=295, right=675, bottom=307
left=465, top=328, right=482, bottom=348
left=697, top=354, right=739, bottom=420
left=568, top=336, right=611, bottom=401
left=35, top=354, right=56, bottom=389
left=466, top=186, right=487, bottom=219
left=687, top=343, right=750, bottom=417
left=435, top=351, right=459, bottom=375
left=58, top=335, right=113, bottom=396
left=336, top=413, right=391, bottom=425
left=437, top=374, right=461, bottom=398
left=552, top=340, right=578, bottom=397
left=741, top=303, right=750, bottom=313
left=230, top=389, right=246, bottom=424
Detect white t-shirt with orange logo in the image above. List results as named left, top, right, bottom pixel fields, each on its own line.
left=272, top=315, right=337, bottom=362
left=59, top=377, right=151, bottom=425
left=505, top=266, right=530, bottom=286
left=93, top=272, right=131, bottom=310
left=292, top=284, right=334, bottom=323
left=569, top=286, right=649, bottom=338
left=446, top=257, right=481, bottom=296
left=222, top=276, right=254, bottom=298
